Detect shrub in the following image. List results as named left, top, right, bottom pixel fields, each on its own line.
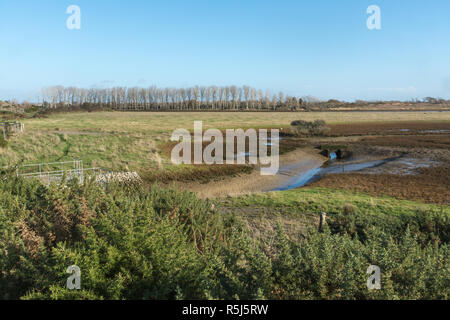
left=290, top=120, right=330, bottom=136
left=0, top=135, right=8, bottom=148
left=343, top=203, right=357, bottom=215
left=0, top=177, right=448, bottom=300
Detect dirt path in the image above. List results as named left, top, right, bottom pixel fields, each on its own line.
left=172, top=147, right=327, bottom=198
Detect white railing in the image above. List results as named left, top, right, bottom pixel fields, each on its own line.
left=9, top=160, right=108, bottom=186
left=2, top=160, right=141, bottom=186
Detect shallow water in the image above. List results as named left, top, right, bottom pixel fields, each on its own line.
left=420, top=129, right=450, bottom=133
left=272, top=158, right=392, bottom=191
left=233, top=152, right=252, bottom=160
left=338, top=110, right=450, bottom=113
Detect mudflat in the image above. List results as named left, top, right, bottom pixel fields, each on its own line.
left=175, top=147, right=327, bottom=198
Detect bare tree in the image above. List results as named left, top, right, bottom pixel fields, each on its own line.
left=40, top=85, right=292, bottom=111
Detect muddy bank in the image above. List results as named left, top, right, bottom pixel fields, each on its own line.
left=172, top=147, right=327, bottom=198
left=307, top=166, right=450, bottom=205
left=328, top=121, right=450, bottom=136
left=170, top=129, right=450, bottom=202
left=301, top=139, right=450, bottom=204
left=173, top=143, right=447, bottom=199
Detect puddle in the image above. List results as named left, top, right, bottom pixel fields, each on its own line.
left=234, top=152, right=252, bottom=159
left=261, top=136, right=282, bottom=142
left=364, top=157, right=439, bottom=175
left=420, top=130, right=450, bottom=134
left=388, top=129, right=410, bottom=132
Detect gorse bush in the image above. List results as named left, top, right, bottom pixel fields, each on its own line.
left=0, top=135, right=7, bottom=148
left=0, top=177, right=448, bottom=300
left=290, top=120, right=330, bottom=136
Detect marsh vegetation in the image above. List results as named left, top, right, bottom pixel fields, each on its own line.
left=0, top=110, right=449, bottom=300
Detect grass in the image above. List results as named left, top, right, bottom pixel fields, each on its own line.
left=318, top=144, right=348, bottom=150
left=20, top=111, right=450, bottom=132
left=222, top=187, right=450, bottom=216
left=218, top=187, right=450, bottom=246
left=1, top=111, right=449, bottom=176
left=0, top=136, right=8, bottom=148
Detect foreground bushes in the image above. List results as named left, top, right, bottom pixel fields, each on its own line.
left=0, top=135, right=7, bottom=148
left=0, top=177, right=448, bottom=300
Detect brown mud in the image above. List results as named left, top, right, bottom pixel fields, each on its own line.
left=171, top=121, right=450, bottom=204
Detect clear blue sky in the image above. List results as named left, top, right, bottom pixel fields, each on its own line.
left=1, top=0, right=450, bottom=102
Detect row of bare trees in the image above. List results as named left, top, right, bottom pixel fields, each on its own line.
left=41, top=86, right=304, bottom=111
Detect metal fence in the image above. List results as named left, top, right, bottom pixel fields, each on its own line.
left=13, top=160, right=105, bottom=186
left=3, top=160, right=142, bottom=187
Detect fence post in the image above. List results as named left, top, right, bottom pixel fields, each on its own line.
left=319, top=212, right=327, bottom=232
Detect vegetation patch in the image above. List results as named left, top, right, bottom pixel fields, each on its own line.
left=141, top=164, right=253, bottom=184
left=287, top=120, right=330, bottom=136
left=220, top=187, right=450, bottom=245
left=0, top=136, right=8, bottom=148
left=0, top=179, right=448, bottom=300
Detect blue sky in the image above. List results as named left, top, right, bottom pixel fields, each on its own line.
left=1, top=0, right=450, bottom=102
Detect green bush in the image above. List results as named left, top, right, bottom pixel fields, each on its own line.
left=0, top=177, right=448, bottom=300
left=0, top=135, right=7, bottom=148
left=290, top=120, right=330, bottom=136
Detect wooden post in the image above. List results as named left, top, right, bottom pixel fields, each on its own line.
left=319, top=212, right=327, bottom=232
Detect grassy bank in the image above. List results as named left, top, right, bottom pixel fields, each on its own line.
left=223, top=187, right=449, bottom=214
left=220, top=188, right=450, bottom=242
